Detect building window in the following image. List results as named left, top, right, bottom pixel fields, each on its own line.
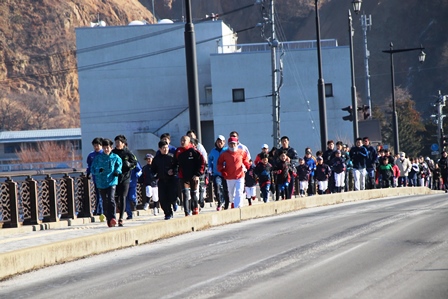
left=325, top=83, right=333, bottom=97
left=203, top=86, right=213, bottom=104
left=232, top=88, right=245, bottom=102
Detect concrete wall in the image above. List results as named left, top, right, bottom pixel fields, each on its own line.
left=76, top=21, right=232, bottom=162
left=210, top=46, right=353, bottom=155
left=76, top=20, right=353, bottom=165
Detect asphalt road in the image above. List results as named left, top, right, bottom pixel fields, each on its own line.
left=1, top=194, right=447, bottom=299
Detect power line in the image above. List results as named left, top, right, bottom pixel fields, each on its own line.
left=0, top=25, right=257, bottom=82
left=1, top=3, right=257, bottom=70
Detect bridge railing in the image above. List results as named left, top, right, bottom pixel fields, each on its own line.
left=0, top=171, right=214, bottom=229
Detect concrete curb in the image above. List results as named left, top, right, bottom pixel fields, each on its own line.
left=0, top=187, right=439, bottom=280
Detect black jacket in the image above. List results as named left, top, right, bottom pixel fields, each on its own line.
left=111, top=147, right=137, bottom=183
left=151, top=153, right=177, bottom=181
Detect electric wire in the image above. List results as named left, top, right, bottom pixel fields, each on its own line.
left=273, top=9, right=321, bottom=149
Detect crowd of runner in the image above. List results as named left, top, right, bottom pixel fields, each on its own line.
left=86, top=131, right=445, bottom=226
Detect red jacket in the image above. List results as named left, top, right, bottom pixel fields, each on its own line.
left=217, top=149, right=251, bottom=180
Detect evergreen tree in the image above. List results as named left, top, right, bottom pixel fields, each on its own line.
left=381, top=87, right=425, bottom=156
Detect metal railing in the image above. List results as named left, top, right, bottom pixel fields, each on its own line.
left=0, top=161, right=83, bottom=173
left=0, top=171, right=214, bottom=229
left=218, top=39, right=339, bottom=53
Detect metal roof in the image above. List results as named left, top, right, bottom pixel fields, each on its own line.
left=0, top=128, right=81, bottom=143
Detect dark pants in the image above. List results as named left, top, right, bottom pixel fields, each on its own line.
left=99, top=186, right=116, bottom=223
left=93, top=182, right=103, bottom=215
left=158, top=179, right=177, bottom=217
left=366, top=168, right=376, bottom=189
left=276, top=182, right=290, bottom=200
left=260, top=181, right=270, bottom=203
left=307, top=176, right=315, bottom=196
left=212, top=175, right=229, bottom=208
left=398, top=176, right=407, bottom=187
left=115, top=181, right=130, bottom=220
left=180, top=178, right=199, bottom=215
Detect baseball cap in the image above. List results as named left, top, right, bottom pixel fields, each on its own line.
left=335, top=150, right=341, bottom=154
left=317, top=156, right=323, bottom=160
left=261, top=143, right=269, bottom=149
left=228, top=137, right=238, bottom=144
left=216, top=135, right=225, bottom=141
left=145, top=153, right=154, bottom=159
left=305, top=150, right=312, bottom=155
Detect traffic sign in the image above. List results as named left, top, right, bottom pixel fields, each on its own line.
left=431, top=143, right=439, bottom=151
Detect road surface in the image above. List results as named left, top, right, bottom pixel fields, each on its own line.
left=1, top=194, right=447, bottom=299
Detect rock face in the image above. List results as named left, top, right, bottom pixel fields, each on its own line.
left=1, top=0, right=446, bottom=131
left=0, top=0, right=153, bottom=130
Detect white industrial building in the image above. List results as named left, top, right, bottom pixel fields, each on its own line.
left=76, top=20, right=353, bottom=163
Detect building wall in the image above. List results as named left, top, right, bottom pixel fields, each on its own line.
left=76, top=21, right=234, bottom=162
left=77, top=21, right=353, bottom=164
left=210, top=46, right=353, bottom=156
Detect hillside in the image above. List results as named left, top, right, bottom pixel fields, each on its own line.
left=0, top=0, right=153, bottom=130
left=0, top=0, right=447, bottom=131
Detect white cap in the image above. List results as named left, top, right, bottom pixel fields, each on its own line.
left=216, top=135, right=225, bottom=141
left=261, top=144, right=269, bottom=149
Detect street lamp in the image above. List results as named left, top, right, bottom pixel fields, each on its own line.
left=382, top=43, right=426, bottom=154
left=352, top=0, right=362, bottom=13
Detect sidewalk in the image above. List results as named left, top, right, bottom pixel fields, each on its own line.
left=0, top=200, right=227, bottom=255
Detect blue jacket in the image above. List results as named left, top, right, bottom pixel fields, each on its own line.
left=350, top=146, right=368, bottom=169
left=304, top=156, right=316, bottom=177
left=129, top=161, right=142, bottom=189
left=86, top=150, right=103, bottom=182
left=91, top=152, right=122, bottom=189
left=363, top=145, right=378, bottom=169
left=208, top=146, right=228, bottom=176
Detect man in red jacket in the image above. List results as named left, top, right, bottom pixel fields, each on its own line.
left=217, top=137, right=251, bottom=209
left=174, top=135, right=206, bottom=216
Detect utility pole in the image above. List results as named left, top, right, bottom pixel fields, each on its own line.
left=431, top=91, right=446, bottom=155
left=360, top=13, right=372, bottom=118
left=269, top=0, right=280, bottom=147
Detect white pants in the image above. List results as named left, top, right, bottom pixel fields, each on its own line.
left=353, top=168, right=366, bottom=191
left=245, top=186, right=256, bottom=198
left=334, top=172, right=345, bottom=187
left=299, top=180, right=308, bottom=192
left=146, top=186, right=159, bottom=202
left=227, top=178, right=245, bottom=208
left=317, top=180, right=328, bottom=192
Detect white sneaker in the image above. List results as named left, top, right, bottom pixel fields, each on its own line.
left=154, top=207, right=159, bottom=216
left=143, top=203, right=149, bottom=211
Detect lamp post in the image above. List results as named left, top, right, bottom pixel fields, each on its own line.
left=382, top=44, right=426, bottom=154
left=314, top=0, right=327, bottom=151
left=315, top=0, right=361, bottom=151
left=184, top=0, right=202, bottom=141
left=349, top=1, right=361, bottom=140
left=348, top=10, right=358, bottom=140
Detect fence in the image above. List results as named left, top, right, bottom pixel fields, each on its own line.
left=0, top=171, right=214, bottom=229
